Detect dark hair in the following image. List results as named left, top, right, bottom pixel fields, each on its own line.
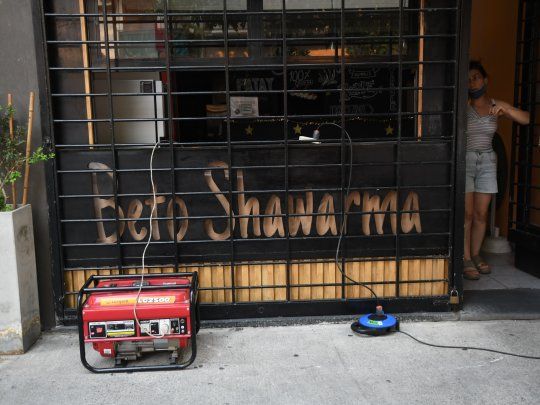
left=469, top=60, right=488, bottom=78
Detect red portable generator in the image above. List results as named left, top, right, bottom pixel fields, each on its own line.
left=77, top=272, right=199, bottom=373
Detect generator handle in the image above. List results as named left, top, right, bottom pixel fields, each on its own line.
left=82, top=284, right=195, bottom=293
left=87, top=272, right=196, bottom=281
left=79, top=271, right=199, bottom=294
left=190, top=271, right=199, bottom=306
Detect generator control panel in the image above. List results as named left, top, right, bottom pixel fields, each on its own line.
left=139, top=318, right=187, bottom=335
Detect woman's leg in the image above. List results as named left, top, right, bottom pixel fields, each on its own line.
left=464, top=192, right=475, bottom=261
left=470, top=192, right=492, bottom=257
left=463, top=192, right=480, bottom=280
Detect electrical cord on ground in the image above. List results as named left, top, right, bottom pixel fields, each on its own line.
left=132, top=140, right=170, bottom=338
left=397, top=330, right=540, bottom=360
left=314, top=122, right=379, bottom=304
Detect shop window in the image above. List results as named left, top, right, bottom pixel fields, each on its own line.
left=67, top=0, right=454, bottom=145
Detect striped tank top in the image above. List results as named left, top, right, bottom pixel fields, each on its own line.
left=466, top=103, right=498, bottom=152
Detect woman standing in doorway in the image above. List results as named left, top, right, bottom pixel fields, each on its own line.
left=463, top=61, right=530, bottom=280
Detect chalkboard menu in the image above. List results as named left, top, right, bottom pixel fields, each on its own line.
left=176, top=66, right=415, bottom=141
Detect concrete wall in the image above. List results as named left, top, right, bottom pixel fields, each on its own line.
left=0, top=0, right=56, bottom=328
left=469, top=0, right=520, bottom=236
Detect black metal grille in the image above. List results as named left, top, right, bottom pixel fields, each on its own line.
left=509, top=0, right=540, bottom=274
left=510, top=0, right=540, bottom=234
left=42, top=0, right=465, bottom=321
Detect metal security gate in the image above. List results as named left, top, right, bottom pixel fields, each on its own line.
left=510, top=0, right=540, bottom=276
left=41, top=0, right=468, bottom=323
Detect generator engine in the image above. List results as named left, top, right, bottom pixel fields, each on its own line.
left=78, top=272, right=199, bottom=373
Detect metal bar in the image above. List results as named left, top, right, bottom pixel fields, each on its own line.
left=44, top=8, right=460, bottom=19
left=524, top=2, right=539, bottom=231
left=163, top=2, right=181, bottom=273
left=38, top=0, right=67, bottom=320
left=50, top=85, right=457, bottom=97
left=339, top=0, right=347, bottom=300
left=78, top=0, right=94, bottom=144
left=510, top=0, right=525, bottom=233
left=61, top=231, right=452, bottom=248
left=47, top=33, right=458, bottom=46
left=52, top=109, right=455, bottom=120
left=83, top=272, right=195, bottom=280
left=70, top=278, right=449, bottom=295
left=394, top=0, right=404, bottom=297
left=59, top=206, right=454, bottom=223
left=62, top=253, right=451, bottom=271
left=223, top=0, right=236, bottom=303
left=48, top=59, right=459, bottom=72
left=451, top=0, right=471, bottom=300
left=282, top=0, right=291, bottom=302
left=101, top=1, right=124, bottom=274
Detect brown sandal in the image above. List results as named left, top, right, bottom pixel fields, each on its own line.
left=463, top=260, right=480, bottom=280
left=472, top=255, right=491, bottom=274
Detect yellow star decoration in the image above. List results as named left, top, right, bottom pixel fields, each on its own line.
left=385, top=124, right=394, bottom=136
left=245, top=125, right=254, bottom=136
left=293, top=123, right=303, bottom=135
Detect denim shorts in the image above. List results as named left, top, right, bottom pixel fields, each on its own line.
left=465, top=150, right=498, bottom=194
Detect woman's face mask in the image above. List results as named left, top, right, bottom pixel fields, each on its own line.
left=469, top=84, right=486, bottom=99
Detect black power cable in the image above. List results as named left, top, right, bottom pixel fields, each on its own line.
left=314, top=122, right=380, bottom=304
left=397, top=330, right=540, bottom=360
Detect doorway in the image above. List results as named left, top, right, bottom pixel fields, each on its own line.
left=465, top=0, right=540, bottom=296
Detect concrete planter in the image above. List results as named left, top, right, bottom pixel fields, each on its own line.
left=0, top=205, right=41, bottom=354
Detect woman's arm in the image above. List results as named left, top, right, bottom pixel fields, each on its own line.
left=490, top=100, right=530, bottom=125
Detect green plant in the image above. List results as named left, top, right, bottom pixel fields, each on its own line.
left=0, top=104, right=54, bottom=211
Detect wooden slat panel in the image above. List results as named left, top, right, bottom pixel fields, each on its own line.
left=73, top=270, right=87, bottom=302
left=235, top=264, right=250, bottom=302
left=290, top=262, right=299, bottom=300
left=400, top=260, right=409, bottom=296
left=312, top=262, right=324, bottom=299
left=213, top=264, right=226, bottom=303
left=262, top=264, right=274, bottom=301
left=345, top=261, right=358, bottom=298
left=274, top=264, right=287, bottom=301
left=373, top=260, right=384, bottom=297
left=250, top=264, right=263, bottom=302
left=432, top=259, right=445, bottom=295
left=223, top=265, right=233, bottom=303
left=299, top=261, right=311, bottom=300
left=63, top=259, right=449, bottom=309
left=199, top=265, right=212, bottom=303
left=323, top=262, right=333, bottom=299
left=64, top=271, right=75, bottom=308
left=427, top=259, right=434, bottom=296
left=361, top=261, right=371, bottom=298
left=334, top=262, right=342, bottom=299
left=419, top=259, right=427, bottom=296
left=409, top=259, right=421, bottom=296
left=384, top=261, right=396, bottom=297
left=445, top=260, right=449, bottom=293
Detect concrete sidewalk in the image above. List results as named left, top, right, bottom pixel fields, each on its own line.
left=1, top=320, right=539, bottom=405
